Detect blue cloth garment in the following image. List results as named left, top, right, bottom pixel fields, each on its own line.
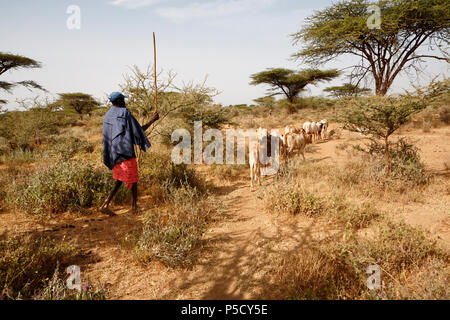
left=103, top=107, right=150, bottom=170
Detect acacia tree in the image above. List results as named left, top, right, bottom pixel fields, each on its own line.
left=55, top=93, right=100, bottom=119
left=339, top=94, right=428, bottom=172
left=292, top=0, right=450, bottom=95
left=249, top=68, right=339, bottom=103
left=324, top=83, right=372, bottom=98
left=0, top=52, right=46, bottom=105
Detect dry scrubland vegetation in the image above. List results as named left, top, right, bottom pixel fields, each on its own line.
left=0, top=0, right=449, bottom=300
left=0, top=79, right=449, bottom=299
left=0, top=99, right=224, bottom=298
left=201, top=83, right=450, bottom=300
left=253, top=83, right=450, bottom=299
left=262, top=156, right=448, bottom=299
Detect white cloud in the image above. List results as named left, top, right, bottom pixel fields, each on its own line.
left=155, top=0, right=276, bottom=22
left=109, top=0, right=160, bottom=9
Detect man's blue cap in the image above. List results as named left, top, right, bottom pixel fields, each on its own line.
left=109, top=92, right=128, bottom=103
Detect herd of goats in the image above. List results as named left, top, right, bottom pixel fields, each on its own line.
left=248, top=120, right=329, bottom=187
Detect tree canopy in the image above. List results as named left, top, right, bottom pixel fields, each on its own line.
left=337, top=78, right=445, bottom=171
left=0, top=53, right=46, bottom=105
left=253, top=96, right=276, bottom=107
left=339, top=94, right=426, bottom=171
left=55, top=93, right=100, bottom=118
left=249, top=68, right=339, bottom=103
left=324, top=83, right=372, bottom=98
left=292, top=0, right=450, bottom=95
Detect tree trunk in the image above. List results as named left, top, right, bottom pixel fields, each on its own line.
left=375, top=79, right=391, bottom=96
left=376, top=84, right=389, bottom=96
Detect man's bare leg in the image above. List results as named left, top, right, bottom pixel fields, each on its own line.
left=99, top=180, right=122, bottom=216
left=131, top=183, right=139, bottom=214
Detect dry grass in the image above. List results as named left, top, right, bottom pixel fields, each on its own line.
left=260, top=138, right=448, bottom=300
left=7, top=161, right=128, bottom=217
left=207, top=164, right=248, bottom=182
left=265, top=180, right=380, bottom=230
left=265, top=183, right=325, bottom=217
left=257, top=219, right=449, bottom=300
left=0, top=233, right=76, bottom=299
left=257, top=248, right=362, bottom=300
left=125, top=184, right=224, bottom=268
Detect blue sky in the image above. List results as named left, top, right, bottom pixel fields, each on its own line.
left=1, top=0, right=448, bottom=109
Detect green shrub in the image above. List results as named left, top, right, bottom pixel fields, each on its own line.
left=0, top=108, right=74, bottom=152
left=156, top=119, right=188, bottom=147
left=7, top=161, right=127, bottom=216
left=181, top=105, right=230, bottom=129
left=0, top=149, right=39, bottom=165
left=438, top=105, right=450, bottom=124
left=279, top=154, right=428, bottom=201
left=266, top=183, right=324, bottom=217
left=265, top=180, right=380, bottom=229
left=130, top=184, right=222, bottom=268
left=0, top=234, right=75, bottom=299
left=327, top=195, right=380, bottom=230
left=48, top=137, right=94, bottom=160
left=208, top=164, right=247, bottom=181
left=326, top=220, right=445, bottom=290
left=0, top=169, right=10, bottom=211
left=384, top=256, right=449, bottom=299
left=353, top=138, right=431, bottom=185
left=368, top=220, right=441, bottom=273
left=338, top=94, right=427, bottom=172
left=0, top=137, right=8, bottom=157
left=140, top=150, right=207, bottom=193
left=0, top=167, right=26, bottom=212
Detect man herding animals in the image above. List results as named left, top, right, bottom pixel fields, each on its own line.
left=100, top=92, right=159, bottom=216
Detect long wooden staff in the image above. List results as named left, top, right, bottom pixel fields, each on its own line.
left=137, top=32, right=158, bottom=166
left=153, top=32, right=158, bottom=113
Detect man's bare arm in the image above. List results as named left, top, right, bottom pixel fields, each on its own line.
left=142, top=112, right=160, bottom=132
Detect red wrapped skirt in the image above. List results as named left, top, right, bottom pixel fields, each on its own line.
left=113, top=158, right=139, bottom=190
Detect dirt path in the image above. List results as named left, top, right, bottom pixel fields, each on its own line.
left=87, top=178, right=327, bottom=300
